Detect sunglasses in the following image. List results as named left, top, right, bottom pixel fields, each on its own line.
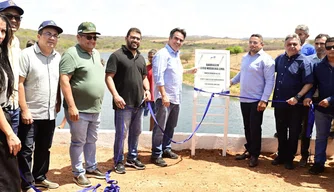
left=325, top=45, right=334, bottom=50
left=81, top=34, right=98, bottom=41
left=4, top=13, right=22, bottom=22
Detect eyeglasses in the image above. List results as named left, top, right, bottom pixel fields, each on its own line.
left=325, top=45, right=334, bottom=50
left=315, top=42, right=325, bottom=46
left=42, top=32, right=59, bottom=39
left=3, top=13, right=22, bottom=22
left=81, top=35, right=98, bottom=41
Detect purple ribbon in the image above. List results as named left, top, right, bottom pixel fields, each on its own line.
left=104, top=170, right=120, bottom=192
left=77, top=184, right=101, bottom=192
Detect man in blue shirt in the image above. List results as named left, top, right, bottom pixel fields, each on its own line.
left=303, top=37, right=334, bottom=174
left=272, top=34, right=313, bottom=170
left=295, top=25, right=315, bottom=56
left=299, top=34, right=330, bottom=168
left=231, top=34, right=275, bottom=167
left=151, top=28, right=196, bottom=167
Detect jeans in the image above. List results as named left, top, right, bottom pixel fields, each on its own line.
left=65, top=112, right=100, bottom=177
left=274, top=106, right=303, bottom=162
left=114, top=108, right=143, bottom=164
left=18, top=119, right=56, bottom=190
left=7, top=107, right=20, bottom=135
left=240, top=102, right=264, bottom=157
left=152, top=99, right=180, bottom=158
left=314, top=110, right=333, bottom=165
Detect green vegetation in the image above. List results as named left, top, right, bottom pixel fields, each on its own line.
left=226, top=46, right=244, bottom=54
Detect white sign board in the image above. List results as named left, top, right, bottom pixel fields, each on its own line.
left=194, top=49, right=230, bottom=94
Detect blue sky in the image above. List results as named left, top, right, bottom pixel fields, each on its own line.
left=8, top=0, right=333, bottom=39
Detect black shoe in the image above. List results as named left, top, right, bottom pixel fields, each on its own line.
left=86, top=168, right=105, bottom=179
left=299, top=157, right=308, bottom=167
left=151, top=157, right=167, bottom=167
left=329, top=132, right=334, bottom=139
left=274, top=133, right=278, bottom=138
left=271, top=156, right=284, bottom=165
left=248, top=156, right=258, bottom=167
left=114, top=162, right=126, bottom=174
left=309, top=163, right=325, bottom=175
left=125, top=159, right=146, bottom=170
left=285, top=162, right=295, bottom=170
left=235, top=151, right=250, bottom=160
left=162, top=149, right=178, bottom=159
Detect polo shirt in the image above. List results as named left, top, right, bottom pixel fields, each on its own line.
left=7, top=35, right=21, bottom=109
left=19, top=43, right=60, bottom=120
left=105, top=45, right=147, bottom=109
left=272, top=53, right=313, bottom=108
left=60, top=44, right=105, bottom=113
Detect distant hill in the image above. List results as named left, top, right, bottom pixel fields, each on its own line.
left=16, top=28, right=285, bottom=53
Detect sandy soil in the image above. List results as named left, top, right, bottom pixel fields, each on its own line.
left=37, top=145, right=334, bottom=192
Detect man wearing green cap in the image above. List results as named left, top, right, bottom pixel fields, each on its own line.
left=60, top=22, right=105, bottom=188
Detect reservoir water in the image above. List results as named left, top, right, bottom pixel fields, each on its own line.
left=56, top=52, right=277, bottom=137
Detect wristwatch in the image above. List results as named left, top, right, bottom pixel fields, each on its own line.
left=294, top=94, right=302, bottom=101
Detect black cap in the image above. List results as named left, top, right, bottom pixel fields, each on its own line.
left=38, top=20, right=63, bottom=34
left=0, top=0, right=24, bottom=15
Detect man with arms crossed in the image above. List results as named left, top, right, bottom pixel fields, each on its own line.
left=231, top=34, right=275, bottom=167
left=60, top=22, right=105, bottom=187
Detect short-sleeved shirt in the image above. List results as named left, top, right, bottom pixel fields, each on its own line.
left=19, top=43, right=60, bottom=120
left=60, top=44, right=105, bottom=113
left=105, top=45, right=147, bottom=109
left=272, top=53, right=313, bottom=108
left=8, top=35, right=21, bottom=109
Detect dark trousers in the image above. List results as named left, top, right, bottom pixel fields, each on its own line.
left=240, top=102, right=264, bottom=157
left=0, top=110, right=20, bottom=192
left=274, top=106, right=303, bottom=162
left=17, top=119, right=55, bottom=190
left=300, top=106, right=311, bottom=158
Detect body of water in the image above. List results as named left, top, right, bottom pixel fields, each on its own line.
left=56, top=52, right=278, bottom=136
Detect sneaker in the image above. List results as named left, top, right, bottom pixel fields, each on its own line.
left=73, top=174, right=92, bottom=187
left=22, top=188, right=36, bottom=192
left=115, top=162, right=126, bottom=174
left=86, top=168, right=105, bottom=179
left=162, top=149, right=178, bottom=159
left=125, top=159, right=146, bottom=170
left=151, top=157, right=167, bottom=167
left=309, top=163, right=325, bottom=175
left=299, top=157, right=308, bottom=167
left=35, top=179, right=59, bottom=189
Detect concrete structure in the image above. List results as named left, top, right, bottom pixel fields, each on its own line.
left=53, top=129, right=334, bottom=156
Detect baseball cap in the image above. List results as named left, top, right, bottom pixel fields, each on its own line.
left=0, top=0, right=24, bottom=15
left=38, top=20, right=63, bottom=34
left=77, top=22, right=101, bottom=35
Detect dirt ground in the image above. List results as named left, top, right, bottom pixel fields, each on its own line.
left=35, top=144, right=334, bottom=192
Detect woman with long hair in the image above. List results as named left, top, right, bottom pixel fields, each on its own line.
left=0, top=13, right=21, bottom=192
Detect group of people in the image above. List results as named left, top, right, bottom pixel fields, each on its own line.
left=1, top=0, right=333, bottom=191
left=231, top=24, right=334, bottom=175
left=0, top=0, right=197, bottom=191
